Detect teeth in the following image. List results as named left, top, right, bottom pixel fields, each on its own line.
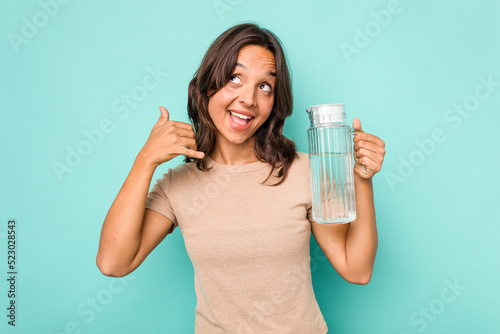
left=230, top=111, right=252, bottom=120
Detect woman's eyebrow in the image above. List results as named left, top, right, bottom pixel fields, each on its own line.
left=236, top=62, right=276, bottom=77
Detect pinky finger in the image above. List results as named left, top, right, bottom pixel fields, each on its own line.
left=357, top=156, right=380, bottom=173
left=183, top=147, right=205, bottom=159
left=362, top=164, right=368, bottom=174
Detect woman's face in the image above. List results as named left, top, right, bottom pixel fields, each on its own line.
left=208, top=44, right=276, bottom=149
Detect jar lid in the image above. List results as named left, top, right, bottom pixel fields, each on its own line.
left=306, top=104, right=346, bottom=124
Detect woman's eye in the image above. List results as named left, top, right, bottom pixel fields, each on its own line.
left=229, top=75, right=241, bottom=84
left=260, top=83, right=272, bottom=92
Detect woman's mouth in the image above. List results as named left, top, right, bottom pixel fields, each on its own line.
left=227, top=110, right=255, bottom=131
left=228, top=110, right=253, bottom=124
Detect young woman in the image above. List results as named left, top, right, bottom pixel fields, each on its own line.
left=96, top=23, right=385, bottom=333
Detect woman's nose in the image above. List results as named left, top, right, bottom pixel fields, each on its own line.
left=238, top=85, right=257, bottom=107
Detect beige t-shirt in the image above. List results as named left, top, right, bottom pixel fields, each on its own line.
left=146, top=151, right=328, bottom=333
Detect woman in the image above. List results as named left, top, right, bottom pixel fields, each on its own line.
left=96, top=23, right=385, bottom=333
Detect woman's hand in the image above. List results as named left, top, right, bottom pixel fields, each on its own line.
left=352, top=118, right=385, bottom=180
left=138, top=106, right=205, bottom=167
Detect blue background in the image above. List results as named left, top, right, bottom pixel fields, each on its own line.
left=1, top=0, right=499, bottom=333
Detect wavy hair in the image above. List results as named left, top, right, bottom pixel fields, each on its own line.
left=184, top=23, right=297, bottom=186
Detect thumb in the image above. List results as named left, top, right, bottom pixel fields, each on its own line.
left=155, top=106, right=170, bottom=126
left=352, top=117, right=362, bottom=131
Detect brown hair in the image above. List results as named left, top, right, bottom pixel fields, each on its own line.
left=185, top=23, right=297, bottom=186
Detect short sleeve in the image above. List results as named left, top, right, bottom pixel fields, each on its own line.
left=145, top=169, right=178, bottom=234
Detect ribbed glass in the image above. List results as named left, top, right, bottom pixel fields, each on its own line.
left=306, top=104, right=356, bottom=224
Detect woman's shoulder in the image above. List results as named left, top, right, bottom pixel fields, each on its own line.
left=153, top=161, right=200, bottom=186
left=292, top=151, right=309, bottom=169
left=295, top=151, right=309, bottom=161
left=283, top=151, right=310, bottom=179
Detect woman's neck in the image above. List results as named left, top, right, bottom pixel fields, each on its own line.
left=210, top=138, right=259, bottom=165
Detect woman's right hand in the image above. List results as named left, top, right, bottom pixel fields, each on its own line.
left=138, top=106, right=205, bottom=167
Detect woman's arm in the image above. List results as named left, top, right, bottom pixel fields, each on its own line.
left=96, top=156, right=173, bottom=277
left=96, top=106, right=204, bottom=277
left=311, top=118, right=385, bottom=284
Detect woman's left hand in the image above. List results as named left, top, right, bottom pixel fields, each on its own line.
left=352, top=118, right=386, bottom=180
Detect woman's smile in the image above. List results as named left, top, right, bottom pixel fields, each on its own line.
left=227, top=109, right=255, bottom=130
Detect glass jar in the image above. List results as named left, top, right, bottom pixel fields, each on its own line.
left=306, top=104, right=356, bottom=224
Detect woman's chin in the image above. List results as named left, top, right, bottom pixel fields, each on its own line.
left=217, top=133, right=255, bottom=147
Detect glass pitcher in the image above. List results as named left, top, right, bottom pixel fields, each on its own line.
left=306, top=104, right=356, bottom=224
